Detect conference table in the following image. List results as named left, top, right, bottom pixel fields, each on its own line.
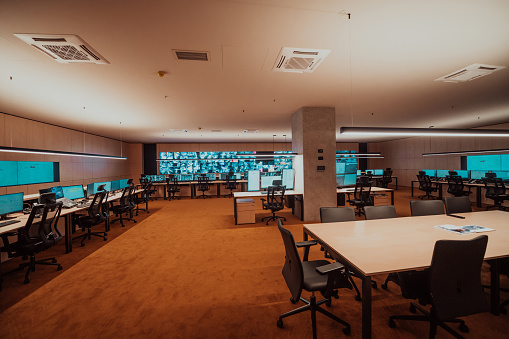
left=232, top=190, right=303, bottom=224
left=303, top=210, right=509, bottom=338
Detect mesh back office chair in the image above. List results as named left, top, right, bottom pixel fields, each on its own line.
left=1, top=202, right=63, bottom=284
left=410, top=200, right=445, bottom=217
left=346, top=176, right=373, bottom=216
left=447, top=175, right=471, bottom=197
left=197, top=175, right=211, bottom=199
left=134, top=183, right=152, bottom=215
left=111, top=186, right=137, bottom=226
left=261, top=185, right=286, bottom=225
left=276, top=220, right=352, bottom=337
left=417, top=172, right=439, bottom=200
left=388, top=235, right=489, bottom=338
left=482, top=177, right=509, bottom=210
left=224, top=173, right=238, bottom=198
left=379, top=168, right=393, bottom=188
left=166, top=175, right=181, bottom=200
left=444, top=196, right=472, bottom=214
left=73, top=190, right=108, bottom=246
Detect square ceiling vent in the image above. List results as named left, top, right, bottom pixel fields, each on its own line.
left=273, top=47, right=330, bottom=73
left=14, top=34, right=109, bottom=64
left=435, top=63, right=505, bottom=83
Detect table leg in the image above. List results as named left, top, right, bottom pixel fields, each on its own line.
left=490, top=259, right=500, bottom=315
left=217, top=183, right=221, bottom=197
left=477, top=186, right=482, bottom=208
left=411, top=181, right=415, bottom=197
left=391, top=190, right=394, bottom=205
left=302, top=229, right=310, bottom=261
left=164, top=185, right=167, bottom=200
left=362, top=275, right=372, bottom=339
left=234, top=197, right=238, bottom=225
left=65, top=214, right=72, bottom=253
left=438, top=183, right=443, bottom=200
left=395, top=177, right=398, bottom=190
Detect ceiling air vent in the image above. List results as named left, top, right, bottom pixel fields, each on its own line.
left=243, top=129, right=259, bottom=133
left=13, top=34, right=109, bottom=64
left=435, top=63, right=505, bottom=83
left=172, top=50, right=210, bottom=61
left=273, top=47, right=330, bottom=73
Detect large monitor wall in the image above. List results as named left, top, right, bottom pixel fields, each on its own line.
left=0, top=161, right=60, bottom=187
left=159, top=152, right=293, bottom=174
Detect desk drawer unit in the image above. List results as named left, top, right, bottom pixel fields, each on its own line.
left=236, top=198, right=255, bottom=224
left=373, top=193, right=390, bottom=206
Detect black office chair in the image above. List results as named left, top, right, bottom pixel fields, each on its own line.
left=444, top=196, right=472, bottom=214
left=410, top=200, right=445, bottom=217
left=346, top=176, right=373, bottom=216
left=166, top=175, right=181, bottom=200
left=224, top=173, right=238, bottom=198
left=134, top=183, right=151, bottom=215
left=388, top=235, right=489, bottom=338
left=261, top=185, right=286, bottom=225
left=110, top=186, right=137, bottom=227
left=447, top=175, right=471, bottom=197
left=1, top=202, right=63, bottom=284
left=276, top=220, right=352, bottom=337
left=197, top=175, right=211, bottom=199
left=482, top=177, right=509, bottom=210
left=417, top=172, right=439, bottom=200
left=379, top=168, right=393, bottom=188
left=73, top=190, right=108, bottom=246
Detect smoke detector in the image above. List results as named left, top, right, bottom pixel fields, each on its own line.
left=273, top=47, right=330, bottom=73
left=14, top=34, right=108, bottom=64
left=435, top=63, right=505, bottom=83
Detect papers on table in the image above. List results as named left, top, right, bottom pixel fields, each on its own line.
left=435, top=224, right=495, bottom=235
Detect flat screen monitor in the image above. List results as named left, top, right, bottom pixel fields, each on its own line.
left=336, top=162, right=346, bottom=175
left=87, top=181, right=112, bottom=197
left=62, top=185, right=85, bottom=200
left=455, top=170, right=470, bottom=179
left=0, top=192, right=23, bottom=219
left=422, top=169, right=437, bottom=177
left=180, top=174, right=193, bottom=181
left=39, top=186, right=64, bottom=199
left=119, top=179, right=129, bottom=189
left=372, top=169, right=383, bottom=176
left=357, top=170, right=362, bottom=176
left=247, top=170, right=260, bottom=191
left=282, top=169, right=294, bottom=190
left=345, top=163, right=358, bottom=174
left=110, top=180, right=120, bottom=191
left=261, top=175, right=281, bottom=189
left=0, top=161, right=18, bottom=187
left=234, top=173, right=241, bottom=180
left=470, top=170, right=486, bottom=180
left=494, top=171, right=509, bottom=180
left=344, top=173, right=357, bottom=186
left=436, top=170, right=449, bottom=178
left=18, top=161, right=59, bottom=185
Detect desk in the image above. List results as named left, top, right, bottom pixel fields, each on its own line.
left=303, top=210, right=509, bottom=338
left=337, top=187, right=394, bottom=205
left=411, top=180, right=490, bottom=208
left=370, top=176, right=398, bottom=190
left=154, top=180, right=248, bottom=199
left=233, top=191, right=303, bottom=224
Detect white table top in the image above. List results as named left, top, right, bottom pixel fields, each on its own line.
left=304, top=210, right=509, bottom=277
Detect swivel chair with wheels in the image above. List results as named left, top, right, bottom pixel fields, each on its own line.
left=482, top=177, right=509, bottom=210
left=134, top=183, right=151, bottom=215
left=110, top=186, right=137, bottom=227
left=417, top=172, right=439, bottom=199
left=379, top=168, right=393, bottom=188
left=444, top=196, right=472, bottom=214
left=388, top=235, right=489, bottom=338
left=73, top=190, right=108, bottom=246
left=346, top=176, right=373, bottom=216
left=447, top=175, right=471, bottom=197
left=276, top=220, right=352, bottom=338
left=1, top=202, right=63, bottom=284
left=224, top=173, right=238, bottom=198
left=261, top=185, right=286, bottom=225
left=166, top=175, right=180, bottom=200
left=197, top=175, right=211, bottom=199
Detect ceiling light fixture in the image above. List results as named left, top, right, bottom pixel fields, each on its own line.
left=0, top=146, right=127, bottom=160
left=423, top=148, right=509, bottom=156
left=339, top=127, right=509, bottom=137
left=336, top=152, right=381, bottom=157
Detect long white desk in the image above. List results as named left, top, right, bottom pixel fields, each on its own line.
left=153, top=180, right=248, bottom=199
left=233, top=190, right=303, bottom=224
left=303, top=210, right=509, bottom=338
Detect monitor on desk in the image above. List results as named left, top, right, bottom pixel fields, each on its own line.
left=344, top=173, right=357, bottom=186
left=282, top=169, right=294, bottom=190
left=494, top=171, right=509, bottom=180
left=455, top=170, right=470, bottom=179
left=39, top=186, right=64, bottom=199
left=110, top=180, right=120, bottom=191
left=436, top=170, right=449, bottom=178
left=62, top=185, right=86, bottom=200
left=422, top=169, right=437, bottom=177
left=357, top=170, right=362, bottom=176
left=119, top=179, right=129, bottom=189
left=87, top=181, right=112, bottom=197
left=372, top=169, right=383, bottom=176
left=247, top=170, right=260, bottom=191
left=470, top=170, right=487, bottom=180
left=261, top=175, right=281, bottom=189
left=0, top=192, right=23, bottom=220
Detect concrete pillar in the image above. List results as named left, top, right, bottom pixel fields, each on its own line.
left=292, top=107, right=336, bottom=221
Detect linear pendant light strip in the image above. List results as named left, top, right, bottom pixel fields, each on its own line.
left=340, top=127, right=509, bottom=137
left=423, top=148, right=509, bottom=156
left=0, top=146, right=127, bottom=160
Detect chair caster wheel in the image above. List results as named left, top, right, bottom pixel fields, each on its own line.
left=343, top=326, right=351, bottom=335
left=371, top=281, right=377, bottom=289
left=325, top=299, right=332, bottom=307
left=24, top=278, right=30, bottom=284
left=104, top=233, right=108, bottom=236
left=388, top=319, right=396, bottom=328
left=354, top=295, right=362, bottom=302
left=409, top=304, right=417, bottom=313
left=104, top=238, right=107, bottom=241
left=290, top=297, right=297, bottom=304
left=57, top=265, right=62, bottom=271
left=52, top=258, right=57, bottom=263
left=81, top=243, right=85, bottom=247
left=381, top=283, right=387, bottom=290
left=276, top=319, right=283, bottom=328
left=459, top=324, right=469, bottom=333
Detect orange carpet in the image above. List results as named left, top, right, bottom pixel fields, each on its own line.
left=1, top=190, right=509, bottom=338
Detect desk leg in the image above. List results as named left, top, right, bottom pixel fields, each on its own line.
left=395, top=177, right=398, bottom=190
left=411, top=181, right=415, bottom=197
left=490, top=259, right=500, bottom=315
left=164, top=186, right=167, bottom=200
left=234, top=197, right=238, bottom=225
left=477, top=187, right=482, bottom=208
left=438, top=183, right=443, bottom=200
left=391, top=191, right=394, bottom=205
left=362, top=276, right=372, bottom=339
left=65, top=214, right=72, bottom=253
left=302, top=229, right=310, bottom=262
left=217, top=183, right=221, bottom=198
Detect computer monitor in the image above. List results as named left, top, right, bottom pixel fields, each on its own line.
left=39, top=186, right=64, bottom=199
left=0, top=192, right=23, bottom=220
left=494, top=171, right=509, bottom=180
left=282, top=169, right=294, bottom=190
left=62, top=185, right=86, bottom=200
left=110, top=180, right=120, bottom=191
left=422, top=169, right=437, bottom=177
left=247, top=170, right=260, bottom=191
left=336, top=175, right=345, bottom=187
left=357, top=170, right=362, bottom=176
left=470, top=170, right=485, bottom=180
left=336, top=162, right=346, bottom=174
left=119, top=179, right=129, bottom=189
left=436, top=170, right=449, bottom=178
left=344, top=173, right=357, bottom=186
left=455, top=170, right=470, bottom=179
left=87, top=181, right=112, bottom=197
left=261, top=175, right=281, bottom=189
left=373, top=169, right=383, bottom=176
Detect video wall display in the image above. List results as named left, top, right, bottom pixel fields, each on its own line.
left=466, top=154, right=509, bottom=171
left=0, top=161, right=60, bottom=187
left=159, top=151, right=293, bottom=175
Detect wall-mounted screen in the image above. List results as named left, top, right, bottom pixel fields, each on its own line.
left=0, top=161, right=18, bottom=187
left=336, top=162, right=346, bottom=175
left=0, top=161, right=59, bottom=187
left=62, top=185, right=86, bottom=200
left=247, top=170, right=260, bottom=191
left=0, top=192, right=24, bottom=219
left=466, top=155, right=501, bottom=171
left=282, top=169, right=294, bottom=190
left=494, top=171, right=509, bottom=180
left=344, top=174, right=357, bottom=186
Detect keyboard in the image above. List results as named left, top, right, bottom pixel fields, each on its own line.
left=57, top=197, right=77, bottom=209
left=0, top=219, right=21, bottom=228
left=77, top=201, right=91, bottom=208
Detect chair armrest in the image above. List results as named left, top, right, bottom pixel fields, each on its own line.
left=296, top=240, right=317, bottom=248
left=316, top=262, right=344, bottom=275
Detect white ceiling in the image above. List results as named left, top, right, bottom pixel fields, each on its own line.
left=1, top=0, right=508, bottom=144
